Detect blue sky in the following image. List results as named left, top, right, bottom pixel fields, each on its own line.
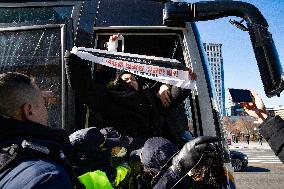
left=192, top=0, right=284, bottom=108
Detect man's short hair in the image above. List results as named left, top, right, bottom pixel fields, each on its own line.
left=0, top=72, right=38, bottom=117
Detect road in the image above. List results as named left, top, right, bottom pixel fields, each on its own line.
left=233, top=148, right=284, bottom=189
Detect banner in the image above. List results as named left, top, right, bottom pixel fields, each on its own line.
left=71, top=46, right=196, bottom=89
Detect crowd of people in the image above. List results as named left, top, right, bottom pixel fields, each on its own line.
left=65, top=50, right=193, bottom=149
left=0, top=51, right=284, bottom=189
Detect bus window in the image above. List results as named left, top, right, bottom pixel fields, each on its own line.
left=0, top=27, right=62, bottom=128
left=94, top=33, right=186, bottom=85
left=0, top=6, right=73, bottom=23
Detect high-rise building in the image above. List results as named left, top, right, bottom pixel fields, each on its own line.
left=203, top=43, right=225, bottom=116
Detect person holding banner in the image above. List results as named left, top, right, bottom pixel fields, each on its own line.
left=65, top=51, right=196, bottom=148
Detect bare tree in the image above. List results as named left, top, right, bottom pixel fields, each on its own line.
left=223, top=116, right=256, bottom=137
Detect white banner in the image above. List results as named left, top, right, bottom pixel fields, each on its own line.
left=71, top=46, right=196, bottom=89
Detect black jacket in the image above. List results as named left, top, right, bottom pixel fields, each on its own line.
left=0, top=114, right=73, bottom=189
left=152, top=168, right=191, bottom=189
left=66, top=53, right=191, bottom=148
left=66, top=54, right=163, bottom=142
left=259, top=115, right=284, bottom=163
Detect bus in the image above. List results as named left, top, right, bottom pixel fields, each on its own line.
left=0, top=0, right=283, bottom=188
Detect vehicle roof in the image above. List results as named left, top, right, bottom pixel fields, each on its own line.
left=0, top=0, right=164, bottom=26
left=95, top=0, right=164, bottom=27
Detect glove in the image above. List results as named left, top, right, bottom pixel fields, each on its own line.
left=64, top=50, right=92, bottom=91
left=171, top=136, right=219, bottom=176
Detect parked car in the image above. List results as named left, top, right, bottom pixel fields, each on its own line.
left=230, top=150, right=248, bottom=172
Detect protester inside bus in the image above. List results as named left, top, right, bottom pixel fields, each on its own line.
left=241, top=91, right=284, bottom=163
left=131, top=136, right=222, bottom=189
left=65, top=51, right=196, bottom=149
left=0, top=72, right=74, bottom=189
left=116, top=71, right=193, bottom=148
left=135, top=48, right=195, bottom=148
left=157, top=84, right=192, bottom=148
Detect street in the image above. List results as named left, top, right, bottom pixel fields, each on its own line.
left=230, top=143, right=284, bottom=189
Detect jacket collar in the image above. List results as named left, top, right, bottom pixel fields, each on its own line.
left=0, top=114, right=69, bottom=145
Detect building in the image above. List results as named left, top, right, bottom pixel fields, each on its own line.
left=203, top=43, right=225, bottom=116
left=226, top=103, right=249, bottom=116
left=267, top=106, right=284, bottom=119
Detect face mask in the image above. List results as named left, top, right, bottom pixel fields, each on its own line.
left=114, top=147, right=127, bottom=157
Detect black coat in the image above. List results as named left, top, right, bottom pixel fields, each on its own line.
left=259, top=115, right=284, bottom=163
left=66, top=54, right=191, bottom=147
left=66, top=55, right=163, bottom=142
left=152, top=168, right=191, bottom=189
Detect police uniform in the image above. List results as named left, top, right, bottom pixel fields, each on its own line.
left=0, top=114, right=75, bottom=189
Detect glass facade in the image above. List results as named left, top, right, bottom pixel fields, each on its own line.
left=203, top=43, right=225, bottom=116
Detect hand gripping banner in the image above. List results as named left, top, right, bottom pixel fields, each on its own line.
left=71, top=46, right=196, bottom=89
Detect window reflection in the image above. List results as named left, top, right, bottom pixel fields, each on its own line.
left=0, top=6, right=72, bottom=23
left=0, top=28, right=62, bottom=128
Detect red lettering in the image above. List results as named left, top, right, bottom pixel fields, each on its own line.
left=112, top=60, right=117, bottom=67
left=131, top=64, right=138, bottom=70
left=126, top=63, right=132, bottom=69
left=118, top=62, right=123, bottom=68
left=166, top=70, right=173, bottom=76
left=173, top=70, right=178, bottom=77
left=158, top=68, right=165, bottom=75
left=106, top=59, right=111, bottom=64
left=138, top=66, right=144, bottom=71
left=152, top=67, right=159, bottom=74
left=147, top=66, right=153, bottom=73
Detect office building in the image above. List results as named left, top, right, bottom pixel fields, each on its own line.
left=267, top=106, right=284, bottom=119
left=203, top=43, right=225, bottom=116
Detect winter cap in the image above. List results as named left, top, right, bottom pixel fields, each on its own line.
left=137, top=137, right=179, bottom=174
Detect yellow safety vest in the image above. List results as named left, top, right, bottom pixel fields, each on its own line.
left=79, top=170, right=113, bottom=189
left=78, top=166, right=128, bottom=189
left=114, top=166, right=128, bottom=186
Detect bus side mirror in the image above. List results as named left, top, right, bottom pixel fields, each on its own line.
left=248, top=23, right=284, bottom=97
left=163, top=1, right=284, bottom=97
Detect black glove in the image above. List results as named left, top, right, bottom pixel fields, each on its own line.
left=171, top=136, right=219, bottom=176
left=64, top=50, right=92, bottom=92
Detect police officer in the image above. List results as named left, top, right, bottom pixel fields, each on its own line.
left=0, top=72, right=75, bottom=189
